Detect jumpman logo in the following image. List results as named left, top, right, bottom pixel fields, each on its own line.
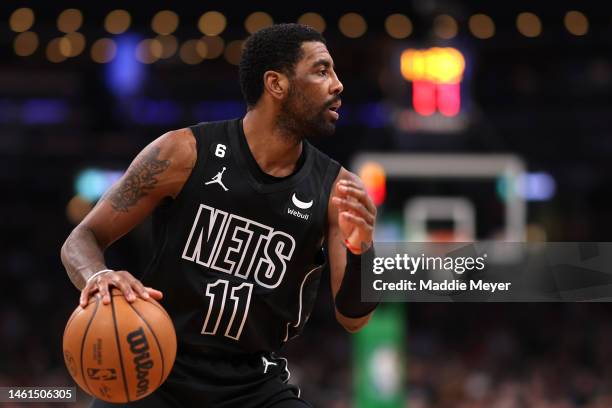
left=261, top=356, right=278, bottom=374
left=205, top=167, right=229, bottom=191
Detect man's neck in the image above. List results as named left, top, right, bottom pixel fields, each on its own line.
left=242, top=109, right=303, bottom=178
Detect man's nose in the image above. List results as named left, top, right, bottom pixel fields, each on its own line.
left=331, top=72, right=344, bottom=95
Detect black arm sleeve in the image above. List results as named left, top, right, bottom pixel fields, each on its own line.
left=334, top=245, right=379, bottom=318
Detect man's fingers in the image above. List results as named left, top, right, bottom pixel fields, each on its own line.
left=128, top=279, right=163, bottom=301
left=341, top=211, right=373, bottom=232
left=130, top=279, right=151, bottom=300
left=79, top=286, right=89, bottom=307
left=332, top=197, right=374, bottom=225
left=79, top=285, right=96, bottom=307
left=333, top=196, right=373, bottom=223
left=98, top=281, right=111, bottom=305
left=112, top=276, right=136, bottom=302
left=79, top=271, right=161, bottom=307
left=145, top=287, right=164, bottom=300
left=337, top=182, right=377, bottom=214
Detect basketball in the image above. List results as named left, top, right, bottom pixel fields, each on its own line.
left=62, top=288, right=177, bottom=403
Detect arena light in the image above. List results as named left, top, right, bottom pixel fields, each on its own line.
left=385, top=14, right=412, bottom=39
left=358, top=162, right=386, bottom=206
left=135, top=39, right=161, bottom=64
left=564, top=11, right=588, bottom=36
left=199, top=36, right=224, bottom=59
left=496, top=172, right=556, bottom=202
left=436, top=83, right=461, bottom=117
left=59, top=32, right=86, bottom=58
left=517, top=12, right=542, bottom=38
left=297, top=12, right=326, bottom=33
left=57, top=9, right=82, bottom=33
left=519, top=172, right=556, bottom=201
left=434, top=14, right=458, bottom=40
left=412, top=81, right=436, bottom=116
left=156, top=35, right=178, bottom=58
left=9, top=8, right=34, bottom=33
left=180, top=39, right=204, bottom=65
left=400, top=47, right=465, bottom=117
left=338, top=13, right=367, bottom=38
left=14, top=31, right=39, bottom=57
left=224, top=40, right=243, bottom=65
left=469, top=14, right=495, bottom=39
left=152, top=10, right=179, bottom=35
left=58, top=37, right=72, bottom=57
left=47, top=38, right=66, bottom=63
left=245, top=12, right=273, bottom=34
left=75, top=168, right=122, bottom=202
left=195, top=39, right=208, bottom=59
left=105, top=10, right=131, bottom=35
left=91, top=38, right=117, bottom=63
left=107, top=35, right=144, bottom=97
left=198, top=11, right=226, bottom=36
left=401, top=47, right=465, bottom=84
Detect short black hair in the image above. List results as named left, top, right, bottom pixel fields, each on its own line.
left=239, top=23, right=326, bottom=108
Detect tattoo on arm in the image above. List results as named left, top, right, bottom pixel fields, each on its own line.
left=106, top=146, right=170, bottom=212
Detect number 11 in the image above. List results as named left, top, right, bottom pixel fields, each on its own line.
left=201, top=279, right=253, bottom=340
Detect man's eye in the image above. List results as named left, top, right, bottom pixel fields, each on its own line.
left=318, top=70, right=328, bottom=77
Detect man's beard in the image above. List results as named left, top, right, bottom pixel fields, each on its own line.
left=276, top=83, right=339, bottom=143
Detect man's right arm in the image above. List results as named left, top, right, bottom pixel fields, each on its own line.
left=61, top=128, right=197, bottom=306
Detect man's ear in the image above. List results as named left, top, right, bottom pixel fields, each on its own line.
left=263, top=70, right=289, bottom=101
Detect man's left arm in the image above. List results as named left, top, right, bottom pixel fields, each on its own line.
left=327, top=167, right=377, bottom=333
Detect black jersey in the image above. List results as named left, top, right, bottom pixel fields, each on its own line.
left=142, top=118, right=340, bottom=354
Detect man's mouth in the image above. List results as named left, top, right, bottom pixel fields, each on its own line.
left=326, top=100, right=341, bottom=120
left=327, top=110, right=339, bottom=120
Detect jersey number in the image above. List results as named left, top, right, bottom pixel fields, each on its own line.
left=214, top=144, right=226, bottom=158
left=201, top=279, right=253, bottom=340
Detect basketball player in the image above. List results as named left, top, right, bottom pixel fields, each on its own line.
left=61, top=24, right=377, bottom=407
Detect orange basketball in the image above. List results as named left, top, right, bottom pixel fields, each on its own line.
left=63, top=288, right=177, bottom=403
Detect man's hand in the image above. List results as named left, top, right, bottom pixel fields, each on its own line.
left=331, top=178, right=376, bottom=254
left=79, top=270, right=163, bottom=307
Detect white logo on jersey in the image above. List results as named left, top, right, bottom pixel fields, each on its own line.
left=181, top=204, right=296, bottom=289
left=205, top=167, right=229, bottom=191
left=287, top=207, right=309, bottom=220
left=261, top=356, right=278, bottom=374
left=291, top=193, right=313, bottom=209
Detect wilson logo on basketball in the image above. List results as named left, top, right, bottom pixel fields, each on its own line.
left=126, top=327, right=154, bottom=397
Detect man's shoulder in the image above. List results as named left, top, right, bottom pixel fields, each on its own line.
left=159, top=127, right=196, bottom=149
left=152, top=128, right=197, bottom=170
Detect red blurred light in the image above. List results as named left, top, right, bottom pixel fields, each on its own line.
left=437, top=83, right=461, bottom=117
left=413, top=81, right=436, bottom=116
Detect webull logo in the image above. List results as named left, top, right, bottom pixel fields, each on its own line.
left=126, top=327, right=154, bottom=397
left=287, top=207, right=309, bottom=220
